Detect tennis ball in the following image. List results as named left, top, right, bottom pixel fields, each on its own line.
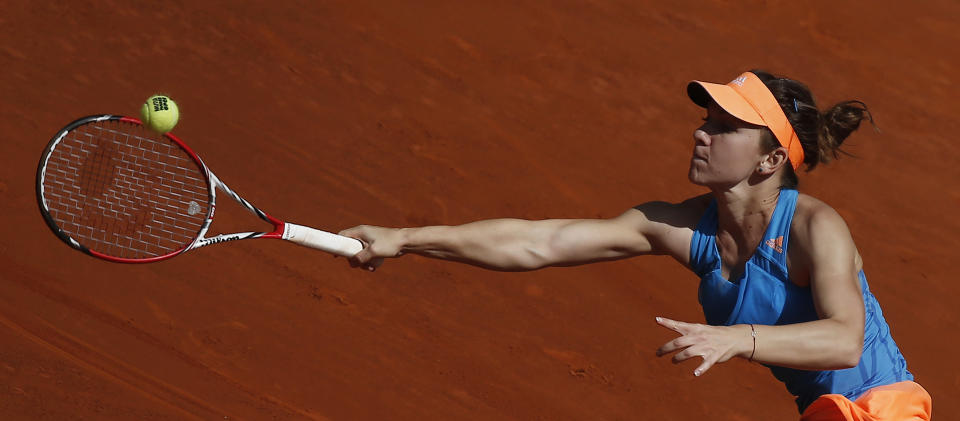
left=140, top=95, right=179, bottom=133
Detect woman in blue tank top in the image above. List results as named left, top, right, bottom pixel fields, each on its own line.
left=339, top=70, right=931, bottom=420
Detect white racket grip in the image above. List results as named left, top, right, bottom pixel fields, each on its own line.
left=282, top=223, right=364, bottom=257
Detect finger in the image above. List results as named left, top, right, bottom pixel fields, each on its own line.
left=352, top=248, right=374, bottom=265
left=656, top=336, right=693, bottom=357
left=655, top=316, right=690, bottom=334
left=338, top=225, right=363, bottom=238
left=671, top=347, right=701, bottom=364
left=340, top=226, right=375, bottom=246
left=693, top=358, right=716, bottom=377
left=364, top=257, right=385, bottom=272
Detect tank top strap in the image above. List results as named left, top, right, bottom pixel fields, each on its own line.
left=754, top=188, right=799, bottom=268
left=689, top=199, right=720, bottom=277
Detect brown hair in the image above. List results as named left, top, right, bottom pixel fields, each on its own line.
left=751, top=69, right=875, bottom=188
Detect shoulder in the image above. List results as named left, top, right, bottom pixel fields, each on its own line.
left=625, top=194, right=712, bottom=261
left=789, top=194, right=864, bottom=288
left=629, top=193, right=712, bottom=225
left=793, top=193, right=851, bottom=237
left=790, top=193, right=857, bottom=265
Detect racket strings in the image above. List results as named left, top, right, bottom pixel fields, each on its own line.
left=42, top=119, right=210, bottom=259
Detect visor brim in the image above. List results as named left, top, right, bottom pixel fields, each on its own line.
left=687, top=81, right=765, bottom=126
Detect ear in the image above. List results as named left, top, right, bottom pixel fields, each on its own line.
left=757, top=147, right=789, bottom=175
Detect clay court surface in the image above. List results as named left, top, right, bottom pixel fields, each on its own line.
left=2, top=1, right=958, bottom=419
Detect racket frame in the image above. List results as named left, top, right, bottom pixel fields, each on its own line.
left=37, top=114, right=358, bottom=264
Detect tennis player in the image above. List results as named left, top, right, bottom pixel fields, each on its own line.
left=340, top=70, right=931, bottom=420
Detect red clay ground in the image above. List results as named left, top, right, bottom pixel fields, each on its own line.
left=2, top=1, right=958, bottom=419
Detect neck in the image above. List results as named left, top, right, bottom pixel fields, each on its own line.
left=712, top=181, right=783, bottom=246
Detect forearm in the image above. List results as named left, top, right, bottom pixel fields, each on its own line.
left=400, top=219, right=567, bottom=271
left=343, top=209, right=657, bottom=271
left=747, top=318, right=863, bottom=370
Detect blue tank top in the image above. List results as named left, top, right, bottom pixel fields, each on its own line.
left=689, top=189, right=913, bottom=413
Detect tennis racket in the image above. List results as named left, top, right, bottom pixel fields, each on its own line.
left=36, top=114, right=363, bottom=263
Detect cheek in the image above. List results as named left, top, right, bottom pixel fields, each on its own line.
left=711, top=138, right=762, bottom=174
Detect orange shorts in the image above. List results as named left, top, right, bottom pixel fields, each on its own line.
left=800, top=381, right=931, bottom=421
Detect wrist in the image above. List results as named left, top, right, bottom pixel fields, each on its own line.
left=732, top=324, right=755, bottom=360
left=745, top=324, right=758, bottom=362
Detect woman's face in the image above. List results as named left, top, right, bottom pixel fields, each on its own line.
left=688, top=101, right=768, bottom=189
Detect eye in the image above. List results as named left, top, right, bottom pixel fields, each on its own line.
left=701, top=118, right=732, bottom=132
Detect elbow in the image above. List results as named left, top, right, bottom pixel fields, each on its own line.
left=835, top=332, right=864, bottom=369
left=838, top=346, right=862, bottom=369
left=512, top=233, right=568, bottom=270
left=475, top=244, right=552, bottom=272
left=511, top=245, right=555, bottom=271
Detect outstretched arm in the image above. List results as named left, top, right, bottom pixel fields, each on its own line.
left=339, top=199, right=702, bottom=272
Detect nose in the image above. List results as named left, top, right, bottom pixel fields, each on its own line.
left=693, top=129, right=710, bottom=145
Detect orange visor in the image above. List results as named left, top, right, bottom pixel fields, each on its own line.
left=687, top=72, right=804, bottom=170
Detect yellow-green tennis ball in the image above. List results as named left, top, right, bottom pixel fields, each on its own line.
left=140, top=95, right=179, bottom=133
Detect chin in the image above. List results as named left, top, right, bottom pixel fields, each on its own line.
left=688, top=166, right=706, bottom=186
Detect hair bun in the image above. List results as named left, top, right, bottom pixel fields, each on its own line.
left=819, top=100, right=873, bottom=163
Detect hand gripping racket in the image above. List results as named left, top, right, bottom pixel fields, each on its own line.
left=36, top=115, right=363, bottom=263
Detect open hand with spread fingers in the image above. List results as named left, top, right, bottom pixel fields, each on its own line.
left=655, top=316, right=755, bottom=377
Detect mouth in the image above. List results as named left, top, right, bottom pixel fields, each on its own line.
left=691, top=147, right=708, bottom=162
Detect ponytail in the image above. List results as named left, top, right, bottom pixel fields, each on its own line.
left=817, top=100, right=874, bottom=167
left=751, top=70, right=876, bottom=187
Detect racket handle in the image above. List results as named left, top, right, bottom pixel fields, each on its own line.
left=282, top=223, right=363, bottom=257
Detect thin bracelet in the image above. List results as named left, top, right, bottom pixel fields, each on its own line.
left=748, top=324, right=758, bottom=362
